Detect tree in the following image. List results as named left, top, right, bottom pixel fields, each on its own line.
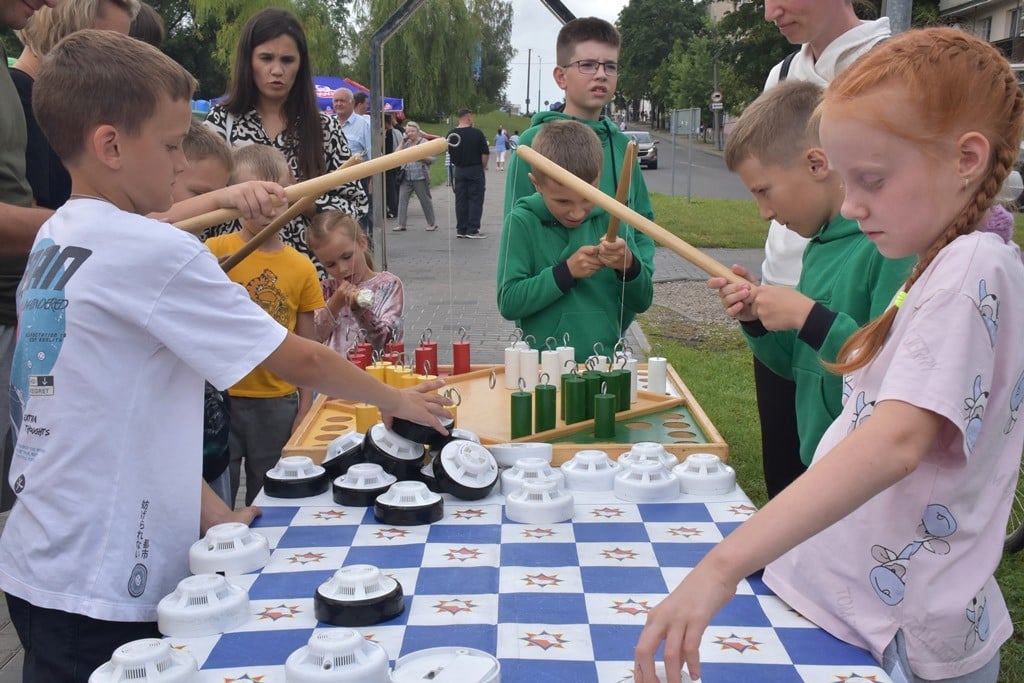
left=470, top=0, right=515, bottom=107
left=616, top=0, right=704, bottom=126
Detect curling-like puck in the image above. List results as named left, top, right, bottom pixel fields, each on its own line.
left=263, top=456, right=329, bottom=499
left=362, top=423, right=427, bottom=480
left=390, top=416, right=453, bottom=450
left=433, top=441, right=499, bottom=500
left=322, top=432, right=366, bottom=479
left=314, top=564, right=405, bottom=627
left=333, top=463, right=397, bottom=507
left=373, top=481, right=443, bottom=525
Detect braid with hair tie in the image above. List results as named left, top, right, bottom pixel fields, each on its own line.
left=826, top=28, right=1024, bottom=375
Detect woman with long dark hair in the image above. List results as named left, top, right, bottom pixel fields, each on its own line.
left=205, top=7, right=366, bottom=269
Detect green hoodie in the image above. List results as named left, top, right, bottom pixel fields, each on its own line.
left=741, top=215, right=914, bottom=466
left=504, top=110, right=655, bottom=224
left=497, top=193, right=654, bottom=362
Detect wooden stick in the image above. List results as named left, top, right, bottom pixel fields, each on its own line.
left=220, top=196, right=317, bottom=273
left=176, top=136, right=447, bottom=234
left=604, top=140, right=637, bottom=243
left=517, top=145, right=745, bottom=285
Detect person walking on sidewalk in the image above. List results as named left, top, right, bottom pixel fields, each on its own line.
left=447, top=108, right=489, bottom=239
left=393, top=121, right=438, bottom=233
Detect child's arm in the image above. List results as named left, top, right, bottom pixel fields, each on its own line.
left=352, top=278, right=404, bottom=350
left=150, top=181, right=288, bottom=225
left=0, top=202, right=52, bottom=255
left=261, top=332, right=451, bottom=432
left=708, top=264, right=758, bottom=321
left=634, top=399, right=943, bottom=683
left=750, top=285, right=816, bottom=330
left=200, top=480, right=261, bottom=535
left=292, top=311, right=317, bottom=432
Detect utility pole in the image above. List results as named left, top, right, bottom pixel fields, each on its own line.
left=525, top=48, right=532, bottom=116
left=882, top=0, right=912, bottom=34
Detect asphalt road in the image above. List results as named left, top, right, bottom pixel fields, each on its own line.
left=631, top=128, right=750, bottom=200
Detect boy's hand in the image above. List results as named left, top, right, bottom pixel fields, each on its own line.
left=598, top=236, right=633, bottom=272
left=752, top=286, right=815, bottom=332
left=380, top=380, right=454, bottom=435
left=217, top=181, right=288, bottom=222
left=567, top=245, right=604, bottom=279
left=707, top=264, right=757, bottom=321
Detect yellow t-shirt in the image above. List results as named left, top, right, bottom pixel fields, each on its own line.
left=206, top=233, right=325, bottom=397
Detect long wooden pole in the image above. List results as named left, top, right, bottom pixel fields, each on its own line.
left=220, top=196, right=317, bottom=273
left=175, top=136, right=448, bottom=234
left=604, top=140, right=637, bottom=243
left=517, top=145, right=745, bottom=284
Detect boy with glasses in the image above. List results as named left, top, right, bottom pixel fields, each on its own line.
left=505, top=18, right=655, bottom=337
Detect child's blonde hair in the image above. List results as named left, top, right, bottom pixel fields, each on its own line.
left=230, top=144, right=292, bottom=185
left=185, top=119, right=232, bottom=171
left=17, top=0, right=140, bottom=57
left=307, top=211, right=375, bottom=272
left=824, top=27, right=1024, bottom=372
left=531, top=120, right=603, bottom=185
left=724, top=80, right=823, bottom=171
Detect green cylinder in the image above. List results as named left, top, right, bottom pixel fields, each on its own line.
left=593, top=393, right=617, bottom=439
left=613, top=369, right=631, bottom=412
left=534, top=384, right=556, bottom=433
left=563, top=375, right=586, bottom=425
left=510, top=391, right=533, bottom=439
left=581, top=370, right=603, bottom=420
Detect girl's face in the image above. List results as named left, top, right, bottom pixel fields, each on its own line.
left=820, top=97, right=969, bottom=260
left=312, top=230, right=369, bottom=284
left=251, top=34, right=301, bottom=106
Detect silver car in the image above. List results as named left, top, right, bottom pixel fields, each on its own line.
left=625, top=131, right=658, bottom=170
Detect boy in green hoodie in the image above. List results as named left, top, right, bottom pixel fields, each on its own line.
left=497, top=121, right=654, bottom=362
left=505, top=16, right=655, bottom=237
left=708, top=80, right=913, bottom=494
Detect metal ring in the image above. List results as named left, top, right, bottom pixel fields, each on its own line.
left=489, top=370, right=497, bottom=389
left=540, top=372, right=551, bottom=386
left=444, top=387, right=463, bottom=407
left=446, top=132, right=462, bottom=147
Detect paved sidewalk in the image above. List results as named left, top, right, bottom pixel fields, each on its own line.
left=0, top=163, right=762, bottom=680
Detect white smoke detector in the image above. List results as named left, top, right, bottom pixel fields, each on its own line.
left=157, top=573, right=249, bottom=637
left=284, top=628, right=390, bottom=682
left=89, top=638, right=197, bottom=683
left=673, top=453, right=736, bottom=496
left=188, top=522, right=270, bottom=576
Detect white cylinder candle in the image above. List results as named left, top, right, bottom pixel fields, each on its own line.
left=587, top=355, right=611, bottom=373
left=519, top=347, right=539, bottom=391
left=625, top=357, right=639, bottom=403
left=540, top=350, right=561, bottom=390
left=504, top=346, right=521, bottom=389
left=557, top=346, right=576, bottom=375
left=647, top=356, right=668, bottom=395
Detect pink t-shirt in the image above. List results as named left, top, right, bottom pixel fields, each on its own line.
left=765, top=232, right=1024, bottom=680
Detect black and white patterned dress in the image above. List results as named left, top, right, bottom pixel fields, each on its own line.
left=204, top=105, right=368, bottom=276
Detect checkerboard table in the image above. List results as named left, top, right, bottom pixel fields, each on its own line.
left=171, top=487, right=892, bottom=682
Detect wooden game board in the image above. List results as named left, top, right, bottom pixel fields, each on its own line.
left=283, top=363, right=727, bottom=465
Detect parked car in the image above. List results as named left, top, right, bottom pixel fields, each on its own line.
left=624, top=131, right=658, bottom=169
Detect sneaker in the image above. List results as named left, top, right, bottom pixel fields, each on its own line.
left=456, top=233, right=467, bottom=238
left=426, top=225, right=438, bottom=232
left=392, top=225, right=406, bottom=232
left=465, top=232, right=488, bottom=239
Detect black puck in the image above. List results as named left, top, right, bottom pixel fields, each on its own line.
left=390, top=416, right=453, bottom=450
left=322, top=434, right=367, bottom=479
left=314, top=573, right=404, bottom=626
left=433, top=441, right=499, bottom=501
left=362, top=424, right=427, bottom=480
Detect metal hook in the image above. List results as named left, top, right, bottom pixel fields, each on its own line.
left=540, top=372, right=551, bottom=386
left=513, top=327, right=524, bottom=342
left=585, top=357, right=597, bottom=371
left=523, top=334, right=536, bottom=349
left=562, top=332, right=571, bottom=346
left=423, top=359, right=433, bottom=376
left=518, top=377, right=527, bottom=392
left=372, top=349, right=383, bottom=363
left=600, top=381, right=608, bottom=394
left=545, top=336, right=557, bottom=351
left=444, top=387, right=462, bottom=407
left=592, top=341, right=605, bottom=357
left=420, top=328, right=433, bottom=344
left=458, top=326, right=469, bottom=343
left=489, top=369, right=497, bottom=389
left=613, top=339, right=627, bottom=356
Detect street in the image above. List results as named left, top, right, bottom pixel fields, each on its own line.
left=632, top=128, right=750, bottom=200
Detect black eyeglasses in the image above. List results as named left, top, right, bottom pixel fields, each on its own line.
left=561, top=59, right=619, bottom=76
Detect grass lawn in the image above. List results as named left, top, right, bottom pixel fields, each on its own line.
left=637, top=193, right=1024, bottom=681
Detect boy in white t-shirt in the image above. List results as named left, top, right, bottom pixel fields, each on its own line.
left=0, top=31, right=450, bottom=681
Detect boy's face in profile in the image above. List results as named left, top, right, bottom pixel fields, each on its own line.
left=555, top=40, right=619, bottom=118
left=532, top=174, right=599, bottom=228
left=734, top=152, right=834, bottom=238
left=119, top=96, right=191, bottom=215
left=172, top=156, right=231, bottom=203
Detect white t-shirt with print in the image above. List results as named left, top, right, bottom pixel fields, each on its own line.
left=0, top=199, right=288, bottom=622
left=765, top=233, right=1024, bottom=679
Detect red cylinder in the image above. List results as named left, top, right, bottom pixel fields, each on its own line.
left=382, top=351, right=402, bottom=366
left=356, top=342, right=373, bottom=358
left=415, top=345, right=438, bottom=375
left=452, top=341, right=471, bottom=375
left=349, top=353, right=370, bottom=369
left=386, top=341, right=405, bottom=355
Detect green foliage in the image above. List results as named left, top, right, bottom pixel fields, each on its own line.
left=616, top=0, right=704, bottom=119
left=349, top=0, right=513, bottom=121
left=714, top=2, right=790, bottom=111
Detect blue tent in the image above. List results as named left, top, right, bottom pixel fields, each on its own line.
left=313, top=75, right=404, bottom=114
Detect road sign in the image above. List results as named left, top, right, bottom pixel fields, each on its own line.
left=711, top=102, right=724, bottom=111
left=670, top=108, right=701, bottom=136
left=711, top=90, right=723, bottom=103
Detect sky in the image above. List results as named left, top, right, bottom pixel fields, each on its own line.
left=506, top=0, right=629, bottom=114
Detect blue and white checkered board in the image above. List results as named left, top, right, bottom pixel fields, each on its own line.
left=171, top=493, right=891, bottom=683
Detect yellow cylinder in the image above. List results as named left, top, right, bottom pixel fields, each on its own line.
left=385, top=364, right=411, bottom=387
left=355, top=402, right=380, bottom=432
left=400, top=372, right=421, bottom=389
left=366, top=361, right=391, bottom=383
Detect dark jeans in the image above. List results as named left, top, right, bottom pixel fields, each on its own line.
left=753, top=356, right=804, bottom=499
left=385, top=169, right=399, bottom=217
left=453, top=165, right=486, bottom=235
left=7, top=592, right=161, bottom=682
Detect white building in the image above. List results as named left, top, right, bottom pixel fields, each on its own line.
left=940, top=0, right=1024, bottom=61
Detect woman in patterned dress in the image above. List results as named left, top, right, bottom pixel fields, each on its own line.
left=204, top=7, right=367, bottom=274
